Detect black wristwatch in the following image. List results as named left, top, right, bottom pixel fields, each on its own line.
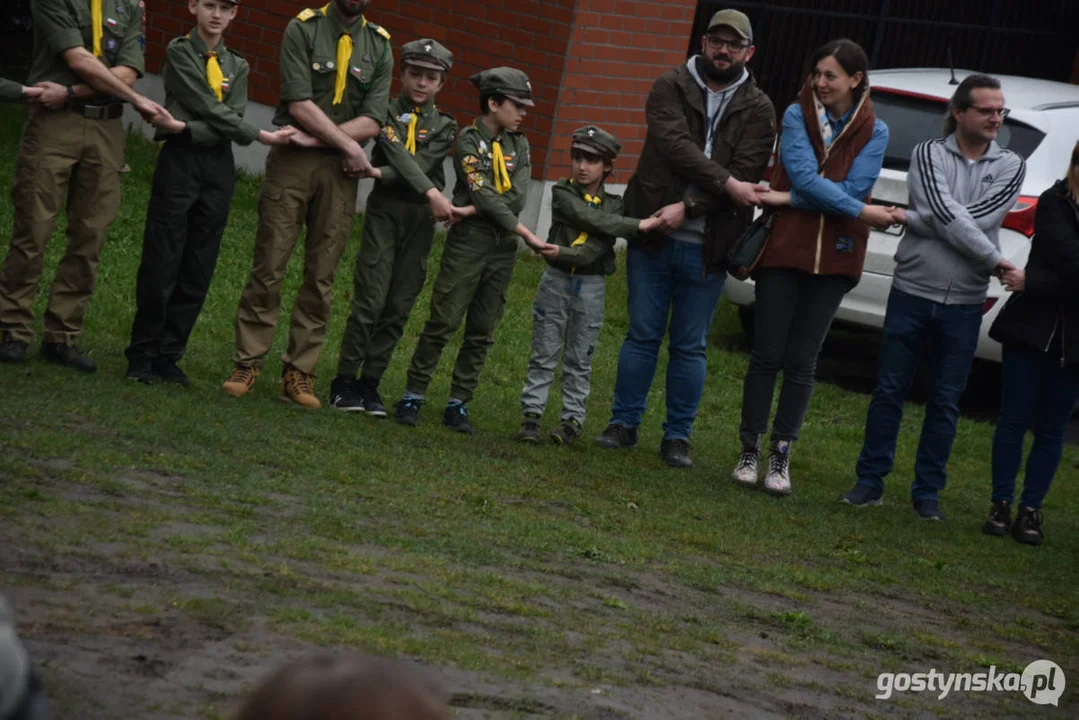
left=66, top=85, right=75, bottom=101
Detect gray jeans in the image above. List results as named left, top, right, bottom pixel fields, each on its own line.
left=520, top=266, right=606, bottom=425
left=739, top=267, right=850, bottom=447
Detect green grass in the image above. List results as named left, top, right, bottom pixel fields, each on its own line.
left=1, top=103, right=1077, bottom=717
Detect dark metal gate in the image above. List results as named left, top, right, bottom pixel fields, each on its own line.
left=690, top=0, right=1079, bottom=110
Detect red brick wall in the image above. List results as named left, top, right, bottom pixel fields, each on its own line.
left=143, top=0, right=697, bottom=181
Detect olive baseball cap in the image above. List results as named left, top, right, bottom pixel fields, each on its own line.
left=707, top=9, right=753, bottom=43
left=401, top=38, right=453, bottom=72
left=470, top=67, right=535, bottom=107
left=571, top=125, right=621, bottom=160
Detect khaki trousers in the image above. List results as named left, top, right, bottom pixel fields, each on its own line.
left=232, top=145, right=358, bottom=374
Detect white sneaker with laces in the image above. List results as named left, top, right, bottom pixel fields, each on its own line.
left=731, top=451, right=760, bottom=487
left=763, top=441, right=793, bottom=496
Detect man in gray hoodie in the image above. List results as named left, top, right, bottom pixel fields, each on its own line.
left=842, top=74, right=1025, bottom=520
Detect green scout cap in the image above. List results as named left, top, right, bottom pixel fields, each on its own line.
left=707, top=9, right=753, bottom=43
left=401, top=38, right=453, bottom=72
left=571, top=125, right=621, bottom=160
left=470, top=66, right=535, bottom=107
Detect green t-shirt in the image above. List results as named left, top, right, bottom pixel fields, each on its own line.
left=28, top=0, right=145, bottom=89
left=452, top=118, right=531, bottom=234
left=160, top=33, right=260, bottom=146
left=273, top=4, right=392, bottom=129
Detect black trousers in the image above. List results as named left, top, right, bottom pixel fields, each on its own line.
left=126, top=138, right=236, bottom=363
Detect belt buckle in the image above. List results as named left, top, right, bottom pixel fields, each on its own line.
left=84, top=104, right=105, bottom=120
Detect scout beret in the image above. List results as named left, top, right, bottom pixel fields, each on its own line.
left=470, top=67, right=535, bottom=107
left=571, top=125, right=621, bottom=160
left=401, top=38, right=453, bottom=72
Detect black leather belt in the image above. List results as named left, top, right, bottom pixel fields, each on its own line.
left=69, top=101, right=124, bottom=120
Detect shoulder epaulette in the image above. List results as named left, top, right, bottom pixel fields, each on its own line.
left=368, top=22, right=391, bottom=40
left=296, top=7, right=322, bottom=22
left=438, top=109, right=456, bottom=121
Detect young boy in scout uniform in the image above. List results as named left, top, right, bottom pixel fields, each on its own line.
left=125, top=0, right=295, bottom=387
left=328, top=38, right=457, bottom=416
left=222, top=0, right=392, bottom=408
left=395, top=67, right=547, bottom=435
left=517, top=126, right=660, bottom=446
left=0, top=0, right=162, bottom=370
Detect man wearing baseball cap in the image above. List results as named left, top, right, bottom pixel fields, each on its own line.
left=330, top=38, right=459, bottom=416
left=595, top=8, right=776, bottom=468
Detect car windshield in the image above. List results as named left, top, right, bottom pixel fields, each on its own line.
left=872, top=91, right=1046, bottom=171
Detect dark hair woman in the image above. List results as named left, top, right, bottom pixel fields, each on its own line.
left=983, top=144, right=1079, bottom=545
left=732, top=38, right=891, bottom=495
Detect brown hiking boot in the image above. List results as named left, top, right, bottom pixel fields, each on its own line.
left=222, top=364, right=260, bottom=397
left=281, top=366, right=321, bottom=409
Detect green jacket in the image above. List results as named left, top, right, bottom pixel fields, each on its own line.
left=547, top=179, right=639, bottom=276
left=372, top=94, right=457, bottom=198
left=0, top=78, right=22, bottom=102
left=28, top=0, right=144, bottom=89
left=159, top=33, right=260, bottom=146
left=452, top=118, right=531, bottom=235
left=274, top=4, right=392, bottom=130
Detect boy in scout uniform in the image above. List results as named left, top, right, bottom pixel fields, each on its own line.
left=0, top=0, right=163, bottom=370
left=517, top=126, right=660, bottom=446
left=222, top=0, right=392, bottom=408
left=395, top=67, right=547, bottom=435
left=328, top=38, right=457, bottom=416
left=125, top=0, right=296, bottom=386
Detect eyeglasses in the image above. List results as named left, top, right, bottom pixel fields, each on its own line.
left=704, top=36, right=749, bottom=53
left=967, top=105, right=1010, bottom=119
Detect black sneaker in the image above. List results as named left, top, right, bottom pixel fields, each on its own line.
left=913, top=497, right=945, bottom=522
left=328, top=376, right=365, bottom=412
left=394, top=396, right=422, bottom=426
left=41, top=342, right=96, bottom=372
left=0, top=338, right=27, bottom=364
left=1012, top=506, right=1044, bottom=546
left=981, top=500, right=1012, bottom=537
left=358, top=376, right=387, bottom=418
left=550, top=418, right=581, bottom=447
left=660, top=438, right=693, bottom=469
left=517, top=413, right=542, bottom=443
left=153, top=358, right=189, bottom=387
left=443, top=403, right=474, bottom=435
left=126, top=358, right=155, bottom=384
left=595, top=423, right=638, bottom=449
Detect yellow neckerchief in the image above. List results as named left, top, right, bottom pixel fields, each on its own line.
left=404, top=106, right=420, bottom=154
left=205, top=51, right=224, bottom=102
left=91, top=0, right=103, bottom=56
left=570, top=180, right=603, bottom=247
left=492, top=140, right=511, bottom=194
left=321, top=4, right=366, bottom=105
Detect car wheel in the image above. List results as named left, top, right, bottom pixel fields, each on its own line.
left=738, top=305, right=755, bottom=341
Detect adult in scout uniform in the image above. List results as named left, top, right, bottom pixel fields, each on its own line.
left=0, top=80, right=43, bottom=102
left=0, top=0, right=163, bottom=370
left=329, top=38, right=457, bottom=416
left=395, top=67, right=546, bottom=435
left=222, top=0, right=392, bottom=409
left=125, top=0, right=296, bottom=387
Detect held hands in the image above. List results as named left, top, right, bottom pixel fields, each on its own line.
left=520, top=228, right=548, bottom=253
left=342, top=143, right=375, bottom=178
left=425, top=188, right=454, bottom=223
left=650, top=201, right=686, bottom=233
left=754, top=187, right=790, bottom=207
left=539, top=244, right=560, bottom=261
left=994, top=257, right=1017, bottom=278
left=1000, top=268, right=1025, bottom=292
left=725, top=177, right=763, bottom=208
left=446, top=205, right=476, bottom=228
left=259, top=126, right=296, bottom=146
left=289, top=129, right=323, bottom=148
left=859, top=203, right=899, bottom=230
left=33, top=81, right=69, bottom=110
left=20, top=86, right=43, bottom=101
left=131, top=95, right=167, bottom=121
left=638, top=216, right=663, bottom=234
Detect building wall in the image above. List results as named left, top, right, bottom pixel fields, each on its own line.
left=141, top=0, right=697, bottom=183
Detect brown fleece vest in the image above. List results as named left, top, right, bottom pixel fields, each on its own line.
left=760, top=82, right=877, bottom=282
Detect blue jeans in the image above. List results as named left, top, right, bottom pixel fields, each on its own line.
left=855, top=288, right=982, bottom=499
left=991, top=339, right=1079, bottom=509
left=609, top=240, right=726, bottom=440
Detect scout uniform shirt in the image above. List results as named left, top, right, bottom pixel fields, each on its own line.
left=0, top=79, right=22, bottom=102
left=547, top=179, right=639, bottom=276
left=275, top=3, right=392, bottom=129
left=373, top=94, right=457, bottom=197
left=452, top=119, right=531, bottom=234
left=29, top=0, right=145, bottom=90
left=158, top=33, right=261, bottom=146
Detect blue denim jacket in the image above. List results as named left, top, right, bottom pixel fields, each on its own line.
left=781, top=102, right=888, bottom=219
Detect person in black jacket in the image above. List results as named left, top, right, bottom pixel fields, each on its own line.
left=983, top=144, right=1079, bottom=546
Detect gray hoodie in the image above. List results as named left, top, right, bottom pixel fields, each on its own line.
left=894, top=134, right=1026, bottom=304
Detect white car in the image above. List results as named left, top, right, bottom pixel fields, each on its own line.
left=723, top=69, right=1079, bottom=362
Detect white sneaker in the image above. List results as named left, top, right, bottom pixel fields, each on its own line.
left=731, top=451, right=760, bottom=487
left=763, top=441, right=792, bottom=496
